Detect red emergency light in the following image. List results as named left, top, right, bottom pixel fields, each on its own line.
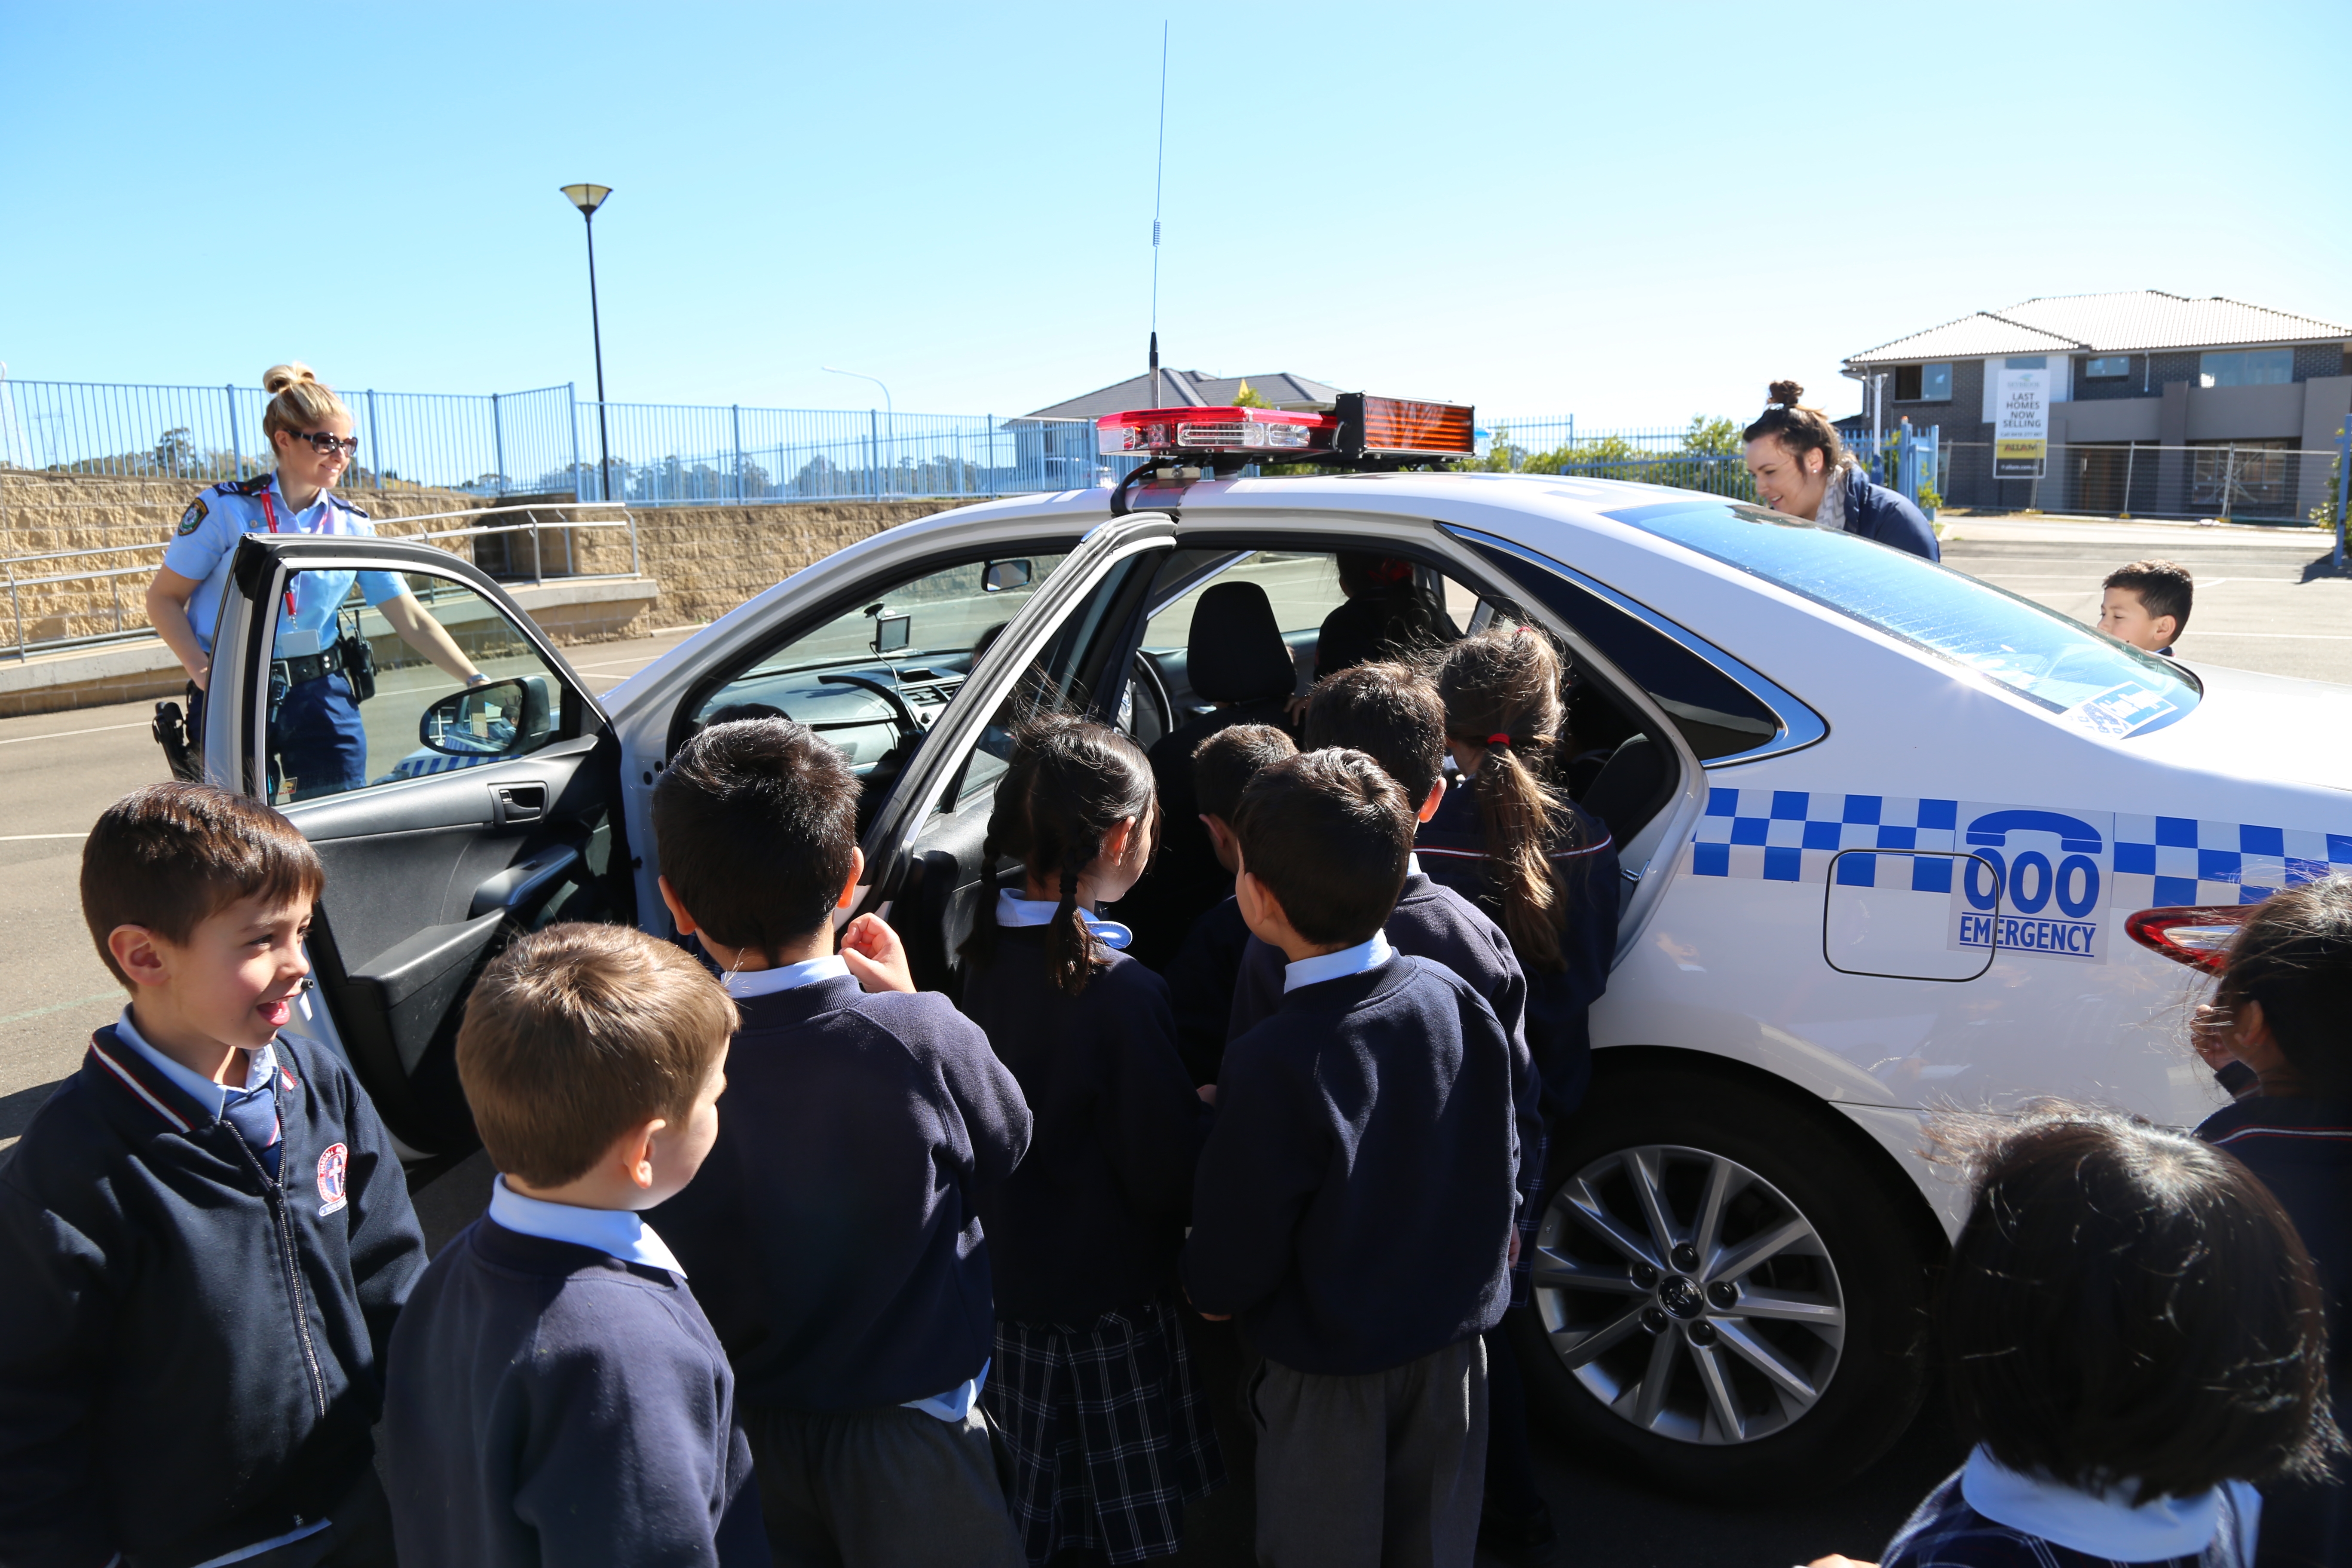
left=2123, top=904, right=2254, bottom=973
left=1096, top=392, right=1476, bottom=466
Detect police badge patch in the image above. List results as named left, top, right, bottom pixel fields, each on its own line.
left=176, top=498, right=208, bottom=536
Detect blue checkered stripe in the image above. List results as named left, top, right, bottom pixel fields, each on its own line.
left=1688, top=790, right=1963, bottom=892
left=2111, top=816, right=2352, bottom=909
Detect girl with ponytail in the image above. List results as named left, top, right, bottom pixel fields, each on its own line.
left=1420, top=626, right=1622, bottom=1118
left=956, top=718, right=1225, bottom=1565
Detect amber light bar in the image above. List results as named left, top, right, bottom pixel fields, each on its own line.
left=1334, top=393, right=1476, bottom=457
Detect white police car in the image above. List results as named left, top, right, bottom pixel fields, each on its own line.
left=194, top=395, right=2352, bottom=1498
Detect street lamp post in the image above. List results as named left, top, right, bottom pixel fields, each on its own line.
left=560, top=183, right=615, bottom=501
left=822, top=366, right=894, bottom=498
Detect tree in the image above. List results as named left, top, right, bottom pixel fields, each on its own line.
left=1231, top=380, right=1270, bottom=408
left=1681, top=415, right=1742, bottom=456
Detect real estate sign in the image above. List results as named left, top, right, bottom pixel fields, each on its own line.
left=1994, top=366, right=2048, bottom=480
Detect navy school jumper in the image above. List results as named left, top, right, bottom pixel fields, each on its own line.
left=1161, top=894, right=1253, bottom=1087
left=960, top=926, right=1210, bottom=1322
left=1227, top=873, right=1544, bottom=1240
left=383, top=1218, right=767, bottom=1566
left=0, top=1026, right=425, bottom=1568
left=646, top=977, right=1032, bottom=1411
left=1415, top=777, right=1621, bottom=1119
left=1183, top=954, right=1524, bottom=1375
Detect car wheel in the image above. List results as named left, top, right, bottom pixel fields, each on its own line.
left=1510, top=1063, right=1934, bottom=1498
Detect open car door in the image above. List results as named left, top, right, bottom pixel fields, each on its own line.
left=205, top=534, right=631, bottom=1156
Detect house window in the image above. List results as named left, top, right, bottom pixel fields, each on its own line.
left=2198, top=349, right=2294, bottom=388
left=2085, top=355, right=2132, bottom=379
left=1893, top=362, right=1951, bottom=401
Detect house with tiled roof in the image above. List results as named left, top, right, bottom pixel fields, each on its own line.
left=1841, top=291, right=2352, bottom=517
left=1023, top=370, right=1341, bottom=422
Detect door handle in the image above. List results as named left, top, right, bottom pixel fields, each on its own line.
left=490, top=782, right=546, bottom=827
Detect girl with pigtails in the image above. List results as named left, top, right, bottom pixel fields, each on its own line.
left=957, top=717, right=1225, bottom=1568
left=1418, top=625, right=1622, bottom=1124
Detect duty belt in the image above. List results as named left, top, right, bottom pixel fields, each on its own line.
left=272, top=640, right=347, bottom=687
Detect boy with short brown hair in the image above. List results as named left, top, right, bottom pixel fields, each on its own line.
left=2099, top=558, right=2193, bottom=655
left=384, top=921, right=765, bottom=1565
left=0, top=781, right=425, bottom=1568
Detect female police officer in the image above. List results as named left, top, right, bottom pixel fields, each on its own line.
left=145, top=363, right=486, bottom=800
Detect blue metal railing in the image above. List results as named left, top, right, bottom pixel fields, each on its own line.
left=568, top=404, right=1115, bottom=505
left=0, top=377, right=579, bottom=496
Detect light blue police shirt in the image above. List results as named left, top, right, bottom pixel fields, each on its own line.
left=162, top=475, right=404, bottom=656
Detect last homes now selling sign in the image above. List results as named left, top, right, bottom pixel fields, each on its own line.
left=1994, top=364, right=2049, bottom=480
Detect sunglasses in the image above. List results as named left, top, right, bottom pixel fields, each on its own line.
left=294, top=431, right=361, bottom=456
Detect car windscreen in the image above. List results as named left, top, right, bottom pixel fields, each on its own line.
left=1605, top=498, right=2200, bottom=739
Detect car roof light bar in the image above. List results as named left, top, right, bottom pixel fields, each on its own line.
left=1096, top=392, right=1475, bottom=468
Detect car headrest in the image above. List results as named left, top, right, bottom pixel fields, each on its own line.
left=1187, top=581, right=1297, bottom=704
left=1581, top=732, right=1673, bottom=848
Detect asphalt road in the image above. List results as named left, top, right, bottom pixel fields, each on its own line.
left=0, top=520, right=2339, bottom=1565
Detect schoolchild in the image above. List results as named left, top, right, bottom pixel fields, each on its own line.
left=643, top=718, right=1033, bottom=1568
left=1161, top=723, right=1296, bottom=1084
left=0, top=782, right=426, bottom=1568
left=1184, top=750, right=1531, bottom=1568
left=1809, top=1108, right=2331, bottom=1568
left=2099, top=558, right=2194, bottom=656
left=1420, top=625, right=1622, bottom=1123
left=2192, top=874, right=2352, bottom=1568
left=959, top=719, right=1225, bottom=1566
left=383, top=924, right=764, bottom=1564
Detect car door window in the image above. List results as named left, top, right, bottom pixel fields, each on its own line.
left=686, top=551, right=1068, bottom=818
left=267, top=569, right=575, bottom=806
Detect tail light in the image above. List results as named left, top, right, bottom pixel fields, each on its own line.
left=2124, top=905, right=2254, bottom=973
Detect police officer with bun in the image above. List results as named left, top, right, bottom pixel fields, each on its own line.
left=145, top=363, right=487, bottom=799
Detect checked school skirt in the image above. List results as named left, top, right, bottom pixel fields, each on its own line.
left=983, top=1293, right=1226, bottom=1566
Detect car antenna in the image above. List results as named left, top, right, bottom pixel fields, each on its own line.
left=1148, top=20, right=1168, bottom=408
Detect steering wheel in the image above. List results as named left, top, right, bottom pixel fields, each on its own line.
left=818, top=672, right=927, bottom=753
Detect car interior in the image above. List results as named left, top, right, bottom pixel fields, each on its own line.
left=667, top=531, right=1699, bottom=1000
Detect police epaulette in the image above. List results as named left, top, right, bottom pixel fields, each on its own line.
left=220, top=473, right=275, bottom=496
left=335, top=498, right=371, bottom=519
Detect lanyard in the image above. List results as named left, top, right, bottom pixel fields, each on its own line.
left=257, top=487, right=302, bottom=621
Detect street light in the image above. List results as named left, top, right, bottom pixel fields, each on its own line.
left=822, top=366, right=894, bottom=499
left=560, top=183, right=615, bottom=501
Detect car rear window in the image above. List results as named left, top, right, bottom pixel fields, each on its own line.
left=1606, top=498, right=2200, bottom=738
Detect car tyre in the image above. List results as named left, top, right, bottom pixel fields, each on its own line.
left=1510, top=1063, right=1934, bottom=1499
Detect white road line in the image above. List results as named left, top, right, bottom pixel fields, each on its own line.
left=568, top=658, right=661, bottom=673
left=0, top=990, right=119, bottom=1028
left=2186, top=631, right=2352, bottom=640
left=0, top=833, right=89, bottom=841
left=0, top=720, right=150, bottom=747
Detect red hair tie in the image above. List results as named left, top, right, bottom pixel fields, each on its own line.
left=1486, top=733, right=1512, bottom=747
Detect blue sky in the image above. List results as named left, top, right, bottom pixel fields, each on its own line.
left=4, top=1, right=2347, bottom=426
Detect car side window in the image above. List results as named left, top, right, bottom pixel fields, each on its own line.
left=267, top=569, right=573, bottom=805
left=689, top=551, right=1069, bottom=816
left=1468, top=543, right=1781, bottom=761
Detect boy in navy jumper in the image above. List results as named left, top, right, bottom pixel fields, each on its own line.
left=383, top=923, right=764, bottom=1565
left=0, top=783, right=425, bottom=1568
left=1161, top=723, right=1295, bottom=1084
left=645, top=718, right=1032, bottom=1568
left=1185, top=750, right=1528, bottom=1568
left=2191, top=874, right=2352, bottom=1568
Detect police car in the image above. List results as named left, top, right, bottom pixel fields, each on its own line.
left=190, top=395, right=2352, bottom=1499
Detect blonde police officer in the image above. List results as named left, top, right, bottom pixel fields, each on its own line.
left=145, top=364, right=486, bottom=800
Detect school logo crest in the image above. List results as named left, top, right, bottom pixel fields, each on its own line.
left=176, top=498, right=208, bottom=536
left=316, top=1142, right=349, bottom=1217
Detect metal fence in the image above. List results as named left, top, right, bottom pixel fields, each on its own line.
left=1931, top=441, right=2342, bottom=523
left=569, top=405, right=1112, bottom=505
left=0, top=377, right=578, bottom=496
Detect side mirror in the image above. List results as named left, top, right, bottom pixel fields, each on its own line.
left=420, top=677, right=552, bottom=758
left=982, top=558, right=1032, bottom=593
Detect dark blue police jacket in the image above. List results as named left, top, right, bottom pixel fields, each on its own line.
left=1839, top=466, right=1939, bottom=561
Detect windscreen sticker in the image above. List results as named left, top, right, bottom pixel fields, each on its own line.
left=1688, top=791, right=2352, bottom=961
left=2062, top=681, right=2177, bottom=738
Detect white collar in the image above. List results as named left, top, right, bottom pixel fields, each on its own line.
left=723, top=954, right=850, bottom=998
left=1283, top=931, right=1394, bottom=994
left=1407, top=851, right=1423, bottom=876
left=1959, top=1445, right=2248, bottom=1561
left=995, top=889, right=1133, bottom=950
left=487, top=1176, right=686, bottom=1276
left=114, top=1008, right=276, bottom=1116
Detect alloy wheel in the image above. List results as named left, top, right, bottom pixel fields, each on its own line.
left=1530, top=1143, right=1845, bottom=1445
